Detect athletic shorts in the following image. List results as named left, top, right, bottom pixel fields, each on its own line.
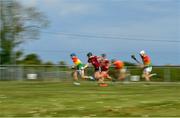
left=143, top=66, right=152, bottom=73
left=76, top=69, right=83, bottom=76
left=94, top=67, right=101, bottom=72
left=120, top=68, right=127, bottom=73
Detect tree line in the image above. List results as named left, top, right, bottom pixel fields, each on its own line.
left=16, top=52, right=67, bottom=66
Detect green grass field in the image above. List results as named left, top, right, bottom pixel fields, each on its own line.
left=0, top=81, right=180, bottom=117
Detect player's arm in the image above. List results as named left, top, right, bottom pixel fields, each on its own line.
left=137, top=54, right=146, bottom=68
left=139, top=64, right=145, bottom=68
left=83, top=63, right=89, bottom=69
left=97, top=56, right=102, bottom=62
left=71, top=64, right=76, bottom=69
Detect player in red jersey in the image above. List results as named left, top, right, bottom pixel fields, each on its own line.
left=86, top=52, right=107, bottom=86
left=87, top=52, right=101, bottom=78
left=140, top=50, right=156, bottom=81
left=99, top=54, right=112, bottom=81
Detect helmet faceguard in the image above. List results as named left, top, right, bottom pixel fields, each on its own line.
left=87, top=52, right=93, bottom=57
left=70, top=53, right=76, bottom=57
left=140, top=50, right=146, bottom=56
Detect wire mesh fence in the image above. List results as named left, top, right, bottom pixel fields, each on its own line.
left=0, top=65, right=72, bottom=81
left=0, top=65, right=180, bottom=81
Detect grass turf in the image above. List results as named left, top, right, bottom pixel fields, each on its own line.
left=0, top=81, right=180, bottom=117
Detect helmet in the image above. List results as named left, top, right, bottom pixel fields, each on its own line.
left=140, top=50, right=146, bottom=55
left=101, top=53, right=106, bottom=58
left=87, top=52, right=93, bottom=57
left=70, top=53, right=76, bottom=57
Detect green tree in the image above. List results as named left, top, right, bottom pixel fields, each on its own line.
left=124, top=61, right=136, bottom=66
left=15, top=50, right=23, bottom=64
left=0, top=0, right=49, bottom=65
left=44, top=61, right=54, bottom=65
left=22, top=53, right=41, bottom=65
left=59, top=61, right=67, bottom=66
left=43, top=61, right=54, bottom=70
left=58, top=61, right=68, bottom=70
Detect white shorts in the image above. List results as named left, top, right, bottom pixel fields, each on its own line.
left=120, top=68, right=127, bottom=73
left=76, top=69, right=84, bottom=76
left=143, top=67, right=152, bottom=73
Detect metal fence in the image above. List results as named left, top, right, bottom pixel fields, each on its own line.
left=0, top=65, right=180, bottom=81
left=0, top=65, right=72, bottom=81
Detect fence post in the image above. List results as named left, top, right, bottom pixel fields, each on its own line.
left=0, top=67, right=1, bottom=80
left=18, top=66, right=24, bottom=81
left=164, top=67, right=171, bottom=82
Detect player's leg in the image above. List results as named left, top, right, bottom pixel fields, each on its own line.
left=148, top=67, right=157, bottom=77
left=73, top=71, right=80, bottom=85
left=144, top=67, right=156, bottom=81
left=149, top=73, right=157, bottom=78
left=98, top=76, right=104, bottom=83
left=94, top=71, right=101, bottom=80
left=142, top=68, right=151, bottom=81
left=101, top=71, right=112, bottom=81
left=98, top=74, right=108, bottom=86
left=80, top=70, right=94, bottom=80
left=119, top=68, right=129, bottom=81
left=117, top=69, right=125, bottom=80
left=118, top=69, right=124, bottom=80
left=144, top=72, right=150, bottom=81
left=106, top=74, right=112, bottom=81
left=105, top=71, right=112, bottom=81
left=94, top=71, right=104, bottom=83
left=99, top=71, right=110, bottom=87
left=73, top=71, right=78, bottom=81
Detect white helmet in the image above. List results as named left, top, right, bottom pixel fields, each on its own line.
left=140, top=50, right=146, bottom=55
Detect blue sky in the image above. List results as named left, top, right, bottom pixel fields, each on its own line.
left=19, top=0, right=180, bottom=65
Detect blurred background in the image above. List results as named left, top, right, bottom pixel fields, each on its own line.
left=1, top=1, right=180, bottom=117
left=0, top=0, right=180, bottom=81
left=0, top=0, right=180, bottom=66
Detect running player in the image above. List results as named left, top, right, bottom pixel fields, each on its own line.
left=70, top=53, right=94, bottom=85
left=86, top=52, right=107, bottom=86
left=139, top=50, right=156, bottom=81
left=99, top=54, right=112, bottom=81
left=112, top=59, right=127, bottom=81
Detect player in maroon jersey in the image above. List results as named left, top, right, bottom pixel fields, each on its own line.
left=99, top=54, right=112, bottom=81
left=86, top=52, right=107, bottom=86
left=87, top=52, right=101, bottom=78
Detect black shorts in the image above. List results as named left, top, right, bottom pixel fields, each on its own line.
left=94, top=67, right=101, bottom=72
